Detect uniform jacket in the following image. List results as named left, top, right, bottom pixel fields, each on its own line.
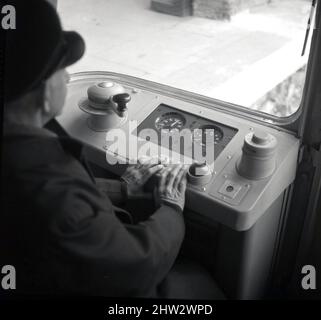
left=1, top=123, right=185, bottom=298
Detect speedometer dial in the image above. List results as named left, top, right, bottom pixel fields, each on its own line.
left=155, top=112, right=186, bottom=131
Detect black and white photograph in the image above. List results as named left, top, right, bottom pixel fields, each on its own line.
left=0, top=0, right=320, bottom=316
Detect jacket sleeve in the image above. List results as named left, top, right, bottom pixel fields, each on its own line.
left=94, top=177, right=125, bottom=205
left=21, top=162, right=185, bottom=298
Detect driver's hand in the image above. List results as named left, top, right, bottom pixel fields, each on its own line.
left=154, top=164, right=188, bottom=212
left=121, top=162, right=164, bottom=199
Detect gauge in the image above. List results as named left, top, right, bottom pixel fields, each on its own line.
left=193, top=124, right=224, bottom=146
left=155, top=112, right=186, bottom=131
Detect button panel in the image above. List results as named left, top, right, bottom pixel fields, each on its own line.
left=210, top=174, right=251, bottom=206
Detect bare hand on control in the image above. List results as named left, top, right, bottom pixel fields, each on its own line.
left=154, top=164, right=188, bottom=212
left=121, top=162, right=164, bottom=199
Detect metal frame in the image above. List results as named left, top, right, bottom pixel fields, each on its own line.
left=268, top=0, right=321, bottom=298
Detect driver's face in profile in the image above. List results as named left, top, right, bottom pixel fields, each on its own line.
left=45, top=68, right=70, bottom=118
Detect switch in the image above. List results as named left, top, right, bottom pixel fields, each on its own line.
left=218, top=180, right=242, bottom=199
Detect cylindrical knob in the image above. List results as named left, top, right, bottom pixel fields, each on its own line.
left=187, top=162, right=212, bottom=185
left=237, top=130, right=277, bottom=180
left=252, top=131, right=269, bottom=145
left=87, top=81, right=125, bottom=109
left=189, top=162, right=211, bottom=176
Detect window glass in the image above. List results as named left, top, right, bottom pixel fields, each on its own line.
left=58, top=0, right=312, bottom=117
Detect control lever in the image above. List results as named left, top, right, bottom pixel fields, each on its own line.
left=189, top=161, right=209, bottom=176
left=187, top=162, right=212, bottom=185
left=113, top=93, right=131, bottom=117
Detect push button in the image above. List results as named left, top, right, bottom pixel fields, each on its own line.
left=218, top=180, right=242, bottom=199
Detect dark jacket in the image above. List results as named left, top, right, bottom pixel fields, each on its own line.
left=0, top=124, right=185, bottom=297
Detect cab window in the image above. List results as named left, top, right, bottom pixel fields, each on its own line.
left=58, top=0, right=312, bottom=117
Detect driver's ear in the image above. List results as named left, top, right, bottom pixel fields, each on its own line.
left=42, top=81, right=51, bottom=114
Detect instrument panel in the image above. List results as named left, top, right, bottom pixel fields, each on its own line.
left=136, top=103, right=238, bottom=161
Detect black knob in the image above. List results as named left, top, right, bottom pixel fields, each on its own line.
left=113, top=93, right=131, bottom=112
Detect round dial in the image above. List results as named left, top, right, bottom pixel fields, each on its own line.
left=155, top=112, right=186, bottom=131
left=194, top=124, right=224, bottom=146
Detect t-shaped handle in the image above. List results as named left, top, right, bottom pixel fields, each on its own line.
left=113, top=93, right=131, bottom=115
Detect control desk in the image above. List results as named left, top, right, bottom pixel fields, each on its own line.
left=58, top=71, right=299, bottom=232
left=57, top=71, right=300, bottom=299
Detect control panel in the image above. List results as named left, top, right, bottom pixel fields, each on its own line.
left=57, top=71, right=300, bottom=231
left=136, top=103, right=238, bottom=162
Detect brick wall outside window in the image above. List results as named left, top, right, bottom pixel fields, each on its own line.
left=193, top=0, right=272, bottom=20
